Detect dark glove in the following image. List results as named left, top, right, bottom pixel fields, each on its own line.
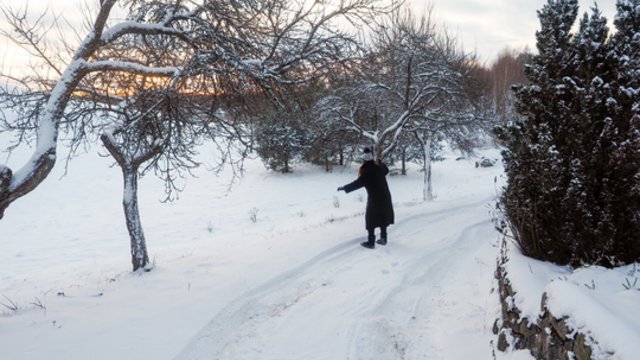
left=337, top=186, right=345, bottom=192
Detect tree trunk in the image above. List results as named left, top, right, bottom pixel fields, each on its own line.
left=412, top=130, right=434, bottom=202
left=122, top=166, right=150, bottom=271
left=401, top=146, right=407, bottom=175
left=422, top=136, right=433, bottom=202
left=374, top=143, right=384, bottom=163
left=101, top=132, right=160, bottom=272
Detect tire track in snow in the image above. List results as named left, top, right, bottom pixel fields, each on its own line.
left=174, top=196, right=498, bottom=360
left=174, top=234, right=368, bottom=360
left=349, top=218, right=496, bottom=360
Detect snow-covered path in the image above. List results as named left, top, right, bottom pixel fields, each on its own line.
left=177, top=197, right=501, bottom=360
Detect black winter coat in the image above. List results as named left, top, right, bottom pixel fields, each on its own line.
left=342, top=160, right=395, bottom=230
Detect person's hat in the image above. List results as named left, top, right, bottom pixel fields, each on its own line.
left=362, top=147, right=374, bottom=162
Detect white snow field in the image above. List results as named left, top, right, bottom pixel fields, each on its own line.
left=1, top=139, right=637, bottom=359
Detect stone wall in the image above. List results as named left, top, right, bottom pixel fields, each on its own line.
left=494, top=251, right=593, bottom=359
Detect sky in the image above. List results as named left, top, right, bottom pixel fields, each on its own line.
left=421, top=0, right=618, bottom=63
left=0, top=0, right=621, bottom=76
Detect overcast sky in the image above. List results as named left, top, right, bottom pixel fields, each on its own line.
left=422, top=0, right=618, bottom=63
left=0, top=0, right=621, bottom=75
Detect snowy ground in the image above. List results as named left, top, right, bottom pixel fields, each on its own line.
left=503, top=238, right=640, bottom=359
left=1, top=137, right=637, bottom=359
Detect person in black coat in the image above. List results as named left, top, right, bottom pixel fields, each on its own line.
left=338, top=148, right=395, bottom=249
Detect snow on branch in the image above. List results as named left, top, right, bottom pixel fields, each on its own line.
left=83, top=61, right=180, bottom=77
left=100, top=21, right=191, bottom=46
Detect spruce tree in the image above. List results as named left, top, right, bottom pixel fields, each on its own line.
left=255, top=110, right=309, bottom=173
left=498, top=0, right=640, bottom=266
left=497, top=0, right=579, bottom=264
left=607, top=0, right=640, bottom=264
left=611, top=0, right=640, bottom=143
left=563, top=6, right=617, bottom=264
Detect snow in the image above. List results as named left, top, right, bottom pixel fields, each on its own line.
left=7, top=58, right=89, bottom=191
left=503, top=239, right=640, bottom=359
left=1, top=129, right=638, bottom=359
left=101, top=21, right=181, bottom=44
left=84, top=61, right=180, bottom=77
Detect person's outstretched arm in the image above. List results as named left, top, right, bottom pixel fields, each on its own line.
left=338, top=171, right=368, bottom=193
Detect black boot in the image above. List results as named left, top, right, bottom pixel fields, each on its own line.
left=361, top=232, right=375, bottom=249
left=360, top=240, right=375, bottom=249
left=376, top=227, right=387, bottom=245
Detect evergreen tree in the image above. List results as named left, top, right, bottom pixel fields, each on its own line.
left=563, top=6, right=618, bottom=264
left=498, top=0, right=640, bottom=266
left=607, top=0, right=640, bottom=264
left=497, top=0, right=580, bottom=264
left=611, top=0, right=640, bottom=146
left=255, top=109, right=309, bottom=173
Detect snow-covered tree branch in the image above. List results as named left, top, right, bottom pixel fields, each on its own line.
left=0, top=0, right=193, bottom=218
left=313, top=7, right=489, bottom=200
left=0, top=0, right=397, bottom=220
left=314, top=7, right=483, bottom=163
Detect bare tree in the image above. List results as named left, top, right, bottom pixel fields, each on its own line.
left=315, top=9, right=464, bottom=159
left=99, top=86, right=207, bottom=271
left=100, top=98, right=162, bottom=271
left=488, top=47, right=531, bottom=121
left=314, top=7, right=485, bottom=200
left=0, top=0, right=187, bottom=219
left=407, top=52, right=491, bottom=201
